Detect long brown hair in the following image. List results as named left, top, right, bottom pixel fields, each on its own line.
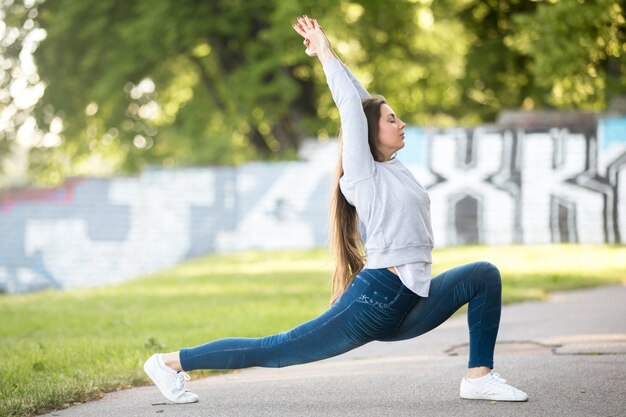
left=328, top=95, right=387, bottom=305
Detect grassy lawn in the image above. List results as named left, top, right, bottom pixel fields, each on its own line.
left=1, top=244, right=624, bottom=416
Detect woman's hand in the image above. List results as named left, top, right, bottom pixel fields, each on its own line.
left=292, top=15, right=335, bottom=62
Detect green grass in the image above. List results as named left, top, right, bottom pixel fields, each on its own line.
left=1, top=244, right=624, bottom=416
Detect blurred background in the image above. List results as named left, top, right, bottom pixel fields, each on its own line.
left=1, top=2, right=626, bottom=416
left=0, top=0, right=625, bottom=293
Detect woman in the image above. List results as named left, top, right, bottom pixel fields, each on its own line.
left=143, top=16, right=528, bottom=404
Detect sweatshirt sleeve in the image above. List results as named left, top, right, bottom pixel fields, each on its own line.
left=341, top=62, right=371, bottom=100
left=322, top=58, right=375, bottom=182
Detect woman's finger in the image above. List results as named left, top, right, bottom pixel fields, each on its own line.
left=293, top=23, right=307, bottom=38
left=303, top=15, right=314, bottom=29
left=297, top=19, right=311, bottom=37
left=297, top=16, right=309, bottom=29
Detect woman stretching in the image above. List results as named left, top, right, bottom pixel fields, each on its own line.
left=143, top=16, right=529, bottom=404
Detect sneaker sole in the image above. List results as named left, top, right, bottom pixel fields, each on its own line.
left=460, top=393, right=528, bottom=402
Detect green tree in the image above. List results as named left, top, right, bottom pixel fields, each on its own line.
left=0, top=0, right=46, bottom=188
left=508, top=0, right=626, bottom=110
left=446, top=0, right=539, bottom=121
left=31, top=0, right=312, bottom=179
left=447, top=0, right=625, bottom=118
left=24, top=0, right=444, bottom=185
left=1, top=0, right=624, bottom=188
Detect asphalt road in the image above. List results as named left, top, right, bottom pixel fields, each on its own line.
left=42, top=284, right=626, bottom=417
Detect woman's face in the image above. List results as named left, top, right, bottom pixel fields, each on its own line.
left=376, top=103, right=406, bottom=160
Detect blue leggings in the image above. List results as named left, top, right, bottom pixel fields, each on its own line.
left=179, top=261, right=502, bottom=371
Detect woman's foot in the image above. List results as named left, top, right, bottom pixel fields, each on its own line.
left=143, top=353, right=199, bottom=403
left=460, top=371, right=528, bottom=401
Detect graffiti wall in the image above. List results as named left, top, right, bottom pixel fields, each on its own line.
left=1, top=115, right=625, bottom=293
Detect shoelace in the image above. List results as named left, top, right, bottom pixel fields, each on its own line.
left=175, top=371, right=191, bottom=391
left=490, top=372, right=507, bottom=383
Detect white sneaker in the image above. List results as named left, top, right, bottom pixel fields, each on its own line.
left=143, top=353, right=199, bottom=404
left=460, top=372, right=528, bottom=401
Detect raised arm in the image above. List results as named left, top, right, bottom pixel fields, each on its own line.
left=321, top=58, right=374, bottom=181
left=293, top=16, right=374, bottom=182
left=341, top=63, right=371, bottom=100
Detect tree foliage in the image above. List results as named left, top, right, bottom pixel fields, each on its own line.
left=0, top=0, right=624, bottom=187
left=509, top=0, right=626, bottom=109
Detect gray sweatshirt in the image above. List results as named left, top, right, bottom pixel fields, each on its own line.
left=323, top=58, right=435, bottom=275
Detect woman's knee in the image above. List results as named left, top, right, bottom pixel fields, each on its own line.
left=475, top=261, right=502, bottom=288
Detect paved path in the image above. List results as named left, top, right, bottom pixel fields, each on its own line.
left=42, top=284, right=626, bottom=417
